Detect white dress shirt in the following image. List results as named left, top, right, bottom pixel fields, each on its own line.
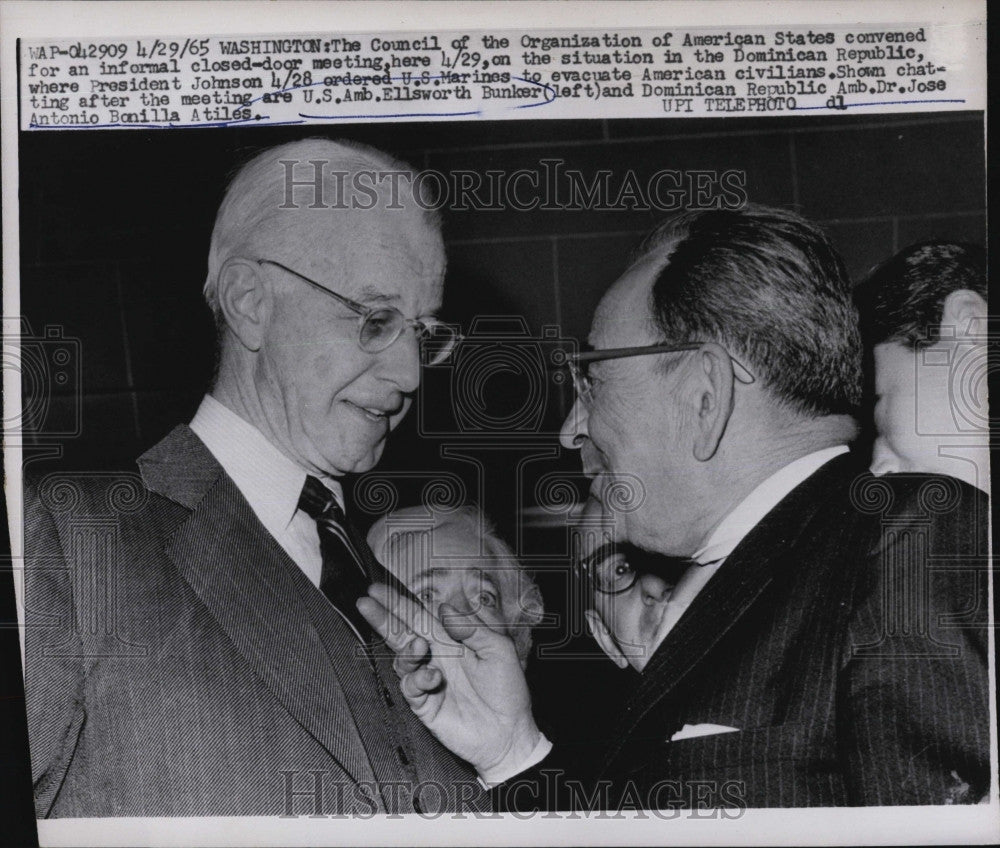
left=649, top=445, right=850, bottom=655
left=189, top=394, right=342, bottom=588
left=191, top=394, right=553, bottom=784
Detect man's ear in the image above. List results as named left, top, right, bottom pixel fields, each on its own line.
left=216, top=258, right=270, bottom=352
left=941, top=289, right=987, bottom=339
left=584, top=609, right=629, bottom=669
left=690, top=342, right=736, bottom=462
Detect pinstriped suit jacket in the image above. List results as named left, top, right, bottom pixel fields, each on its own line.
left=24, top=425, right=488, bottom=817
left=602, top=455, right=991, bottom=807
left=509, top=454, right=991, bottom=809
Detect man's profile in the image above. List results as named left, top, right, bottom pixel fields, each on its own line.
left=362, top=205, right=991, bottom=809
left=855, top=241, right=989, bottom=494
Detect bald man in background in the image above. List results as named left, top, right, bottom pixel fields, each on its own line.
left=23, top=139, right=493, bottom=816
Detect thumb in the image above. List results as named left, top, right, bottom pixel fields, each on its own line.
left=438, top=603, right=513, bottom=660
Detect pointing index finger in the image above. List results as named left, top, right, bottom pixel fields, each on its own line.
left=368, top=582, right=458, bottom=647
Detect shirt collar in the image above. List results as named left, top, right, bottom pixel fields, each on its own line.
left=691, top=445, right=849, bottom=565
left=189, top=395, right=344, bottom=534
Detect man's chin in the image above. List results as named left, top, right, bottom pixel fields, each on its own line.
left=626, top=634, right=660, bottom=672
left=338, top=448, right=384, bottom=476
left=629, top=654, right=652, bottom=673
left=639, top=605, right=672, bottom=647
left=314, top=440, right=386, bottom=477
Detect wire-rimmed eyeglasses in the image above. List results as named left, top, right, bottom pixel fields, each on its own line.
left=566, top=342, right=756, bottom=406
left=257, top=258, right=461, bottom=366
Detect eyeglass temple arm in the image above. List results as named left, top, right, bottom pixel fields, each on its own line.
left=572, top=343, right=702, bottom=363
left=257, top=259, right=369, bottom=315
left=257, top=259, right=461, bottom=343
left=569, top=343, right=756, bottom=385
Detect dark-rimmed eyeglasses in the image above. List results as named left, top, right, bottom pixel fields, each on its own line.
left=576, top=541, right=638, bottom=596
left=566, top=342, right=755, bottom=407
left=257, top=258, right=461, bottom=366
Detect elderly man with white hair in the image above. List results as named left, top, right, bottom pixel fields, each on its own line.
left=367, top=505, right=544, bottom=670
left=24, top=138, right=492, bottom=817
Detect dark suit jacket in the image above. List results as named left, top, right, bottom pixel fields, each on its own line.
left=504, top=454, right=990, bottom=809
left=24, top=425, right=488, bottom=817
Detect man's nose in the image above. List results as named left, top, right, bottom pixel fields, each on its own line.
left=559, top=396, right=589, bottom=450
left=870, top=438, right=900, bottom=476
left=438, top=594, right=475, bottom=621
left=638, top=572, right=672, bottom=604
left=378, top=329, right=422, bottom=394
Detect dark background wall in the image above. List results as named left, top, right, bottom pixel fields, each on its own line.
left=19, top=112, right=985, bottom=478
left=16, top=111, right=986, bottom=741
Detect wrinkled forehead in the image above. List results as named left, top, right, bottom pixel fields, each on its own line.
left=380, top=524, right=510, bottom=575
left=589, top=244, right=673, bottom=348
left=258, top=202, right=445, bottom=307
left=401, top=523, right=481, bottom=562
left=378, top=527, right=432, bottom=574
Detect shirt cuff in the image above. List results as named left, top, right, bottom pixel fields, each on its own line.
left=476, top=732, right=553, bottom=788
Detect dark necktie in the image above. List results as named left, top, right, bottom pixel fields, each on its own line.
left=298, top=475, right=376, bottom=642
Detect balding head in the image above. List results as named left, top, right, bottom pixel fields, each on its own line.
left=204, top=138, right=439, bottom=321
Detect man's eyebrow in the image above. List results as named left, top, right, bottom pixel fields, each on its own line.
left=411, top=566, right=464, bottom=582
left=355, top=286, right=401, bottom=305
left=471, top=571, right=500, bottom=591
left=353, top=286, right=442, bottom=319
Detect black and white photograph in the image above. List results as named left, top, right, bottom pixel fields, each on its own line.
left=2, top=2, right=993, bottom=846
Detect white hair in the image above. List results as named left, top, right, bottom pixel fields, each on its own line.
left=203, top=137, right=438, bottom=320
left=367, top=505, right=545, bottom=667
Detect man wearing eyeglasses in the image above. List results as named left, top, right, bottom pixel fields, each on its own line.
left=362, top=205, right=989, bottom=809
left=24, top=139, right=489, bottom=817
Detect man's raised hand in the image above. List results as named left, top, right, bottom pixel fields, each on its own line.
left=358, top=583, right=541, bottom=782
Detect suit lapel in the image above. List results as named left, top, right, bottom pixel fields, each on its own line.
left=603, top=453, right=860, bottom=767
left=139, top=426, right=375, bottom=787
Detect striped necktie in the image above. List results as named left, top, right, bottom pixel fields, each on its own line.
left=298, top=475, right=376, bottom=642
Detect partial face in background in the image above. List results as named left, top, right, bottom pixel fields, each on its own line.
left=559, top=247, right=703, bottom=557
left=373, top=522, right=511, bottom=635
left=254, top=202, right=445, bottom=477
left=575, top=495, right=675, bottom=672
left=871, top=340, right=976, bottom=478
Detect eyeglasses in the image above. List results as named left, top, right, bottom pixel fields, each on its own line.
left=566, top=342, right=755, bottom=407
left=257, top=259, right=462, bottom=366
left=576, top=541, right=638, bottom=596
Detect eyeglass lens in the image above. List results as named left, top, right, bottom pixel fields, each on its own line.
left=357, top=309, right=458, bottom=366
left=576, top=533, right=637, bottom=595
